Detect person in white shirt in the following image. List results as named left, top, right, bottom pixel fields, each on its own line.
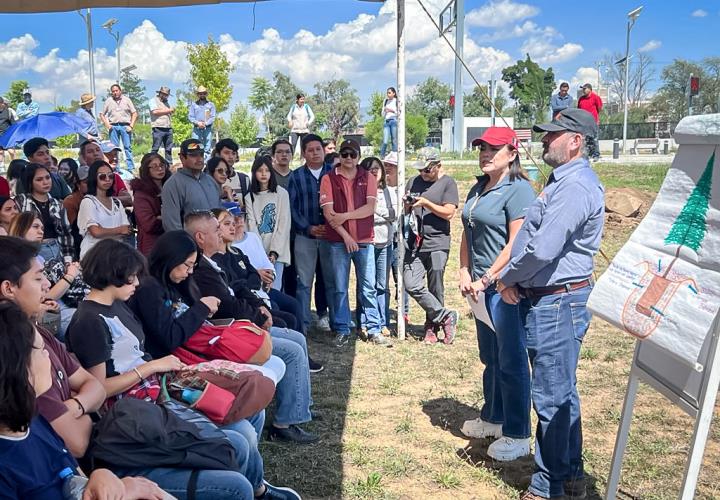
left=286, top=94, right=315, bottom=158
left=380, top=87, right=398, bottom=157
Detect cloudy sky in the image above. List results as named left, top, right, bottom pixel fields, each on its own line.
left=0, top=0, right=718, bottom=117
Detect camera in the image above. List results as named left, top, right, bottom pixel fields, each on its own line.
left=404, top=194, right=417, bottom=204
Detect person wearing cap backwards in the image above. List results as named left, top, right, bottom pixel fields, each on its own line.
left=75, top=93, right=100, bottom=141
left=320, top=139, right=389, bottom=348
left=188, top=86, right=216, bottom=162
left=458, top=127, right=536, bottom=461
left=403, top=152, right=459, bottom=344
left=496, top=108, right=604, bottom=500
left=161, top=138, right=221, bottom=232
left=577, top=83, right=602, bottom=161
left=99, top=84, right=138, bottom=175
left=16, top=90, right=39, bottom=120
left=150, top=86, right=175, bottom=164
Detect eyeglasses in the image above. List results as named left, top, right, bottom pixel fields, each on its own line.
left=97, top=173, right=114, bottom=181
left=340, top=151, right=358, bottom=159
left=215, top=169, right=227, bottom=175
left=181, top=260, right=196, bottom=270
left=149, top=163, right=166, bottom=170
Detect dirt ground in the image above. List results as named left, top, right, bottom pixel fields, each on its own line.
left=259, top=164, right=720, bottom=500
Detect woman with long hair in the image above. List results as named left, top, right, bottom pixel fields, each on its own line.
left=0, top=196, right=18, bottom=235
left=131, top=153, right=170, bottom=255
left=16, top=163, right=75, bottom=263
left=57, top=158, right=80, bottom=190
left=286, top=94, right=315, bottom=157
left=206, top=157, right=234, bottom=202
left=380, top=87, right=398, bottom=156
left=6, top=159, right=27, bottom=195
left=244, top=155, right=291, bottom=290
left=77, top=160, right=130, bottom=258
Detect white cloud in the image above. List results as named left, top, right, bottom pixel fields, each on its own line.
left=691, top=9, right=708, bottom=17
left=567, top=67, right=599, bottom=91
left=638, top=39, right=662, bottom=53
left=466, top=0, right=540, bottom=28
left=521, top=37, right=584, bottom=65
left=0, top=35, right=39, bottom=76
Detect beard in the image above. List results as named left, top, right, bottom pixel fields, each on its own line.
left=542, top=143, right=570, bottom=168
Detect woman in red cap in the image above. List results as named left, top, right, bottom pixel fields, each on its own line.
left=458, top=127, right=536, bottom=462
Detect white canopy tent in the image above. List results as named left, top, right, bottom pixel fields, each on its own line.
left=2, top=0, right=411, bottom=338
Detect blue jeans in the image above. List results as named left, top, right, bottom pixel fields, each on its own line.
left=521, top=286, right=592, bottom=498
left=116, top=427, right=256, bottom=499
left=39, top=239, right=63, bottom=263
left=269, top=289, right=304, bottom=334
left=380, top=118, right=398, bottom=156
left=109, top=125, right=135, bottom=171
left=476, top=288, right=531, bottom=439
left=192, top=125, right=213, bottom=161
left=328, top=242, right=382, bottom=336
left=221, top=413, right=265, bottom=490
left=294, top=234, right=335, bottom=331
left=357, top=245, right=391, bottom=329
left=269, top=327, right=312, bottom=426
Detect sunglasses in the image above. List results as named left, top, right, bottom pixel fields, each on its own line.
left=215, top=168, right=227, bottom=175
left=340, top=151, right=358, bottom=159
left=97, top=173, right=114, bottom=181
left=421, top=165, right=437, bottom=174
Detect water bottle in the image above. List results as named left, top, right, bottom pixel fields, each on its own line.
left=59, top=467, right=88, bottom=500
left=181, top=388, right=202, bottom=405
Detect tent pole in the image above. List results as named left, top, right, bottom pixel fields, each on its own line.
left=396, top=0, right=406, bottom=340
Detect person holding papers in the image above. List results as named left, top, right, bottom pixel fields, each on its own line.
left=458, top=127, right=535, bottom=462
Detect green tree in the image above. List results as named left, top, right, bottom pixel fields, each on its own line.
left=464, top=84, right=507, bottom=117
left=171, top=90, right=194, bottom=143
left=405, top=114, right=429, bottom=150
left=6, top=80, right=30, bottom=108
left=365, top=90, right=428, bottom=152
left=312, top=79, right=360, bottom=140
left=649, top=59, right=705, bottom=122
left=265, top=72, right=305, bottom=140
left=406, top=77, right=452, bottom=130
left=248, top=77, right=273, bottom=137
left=501, top=54, right=555, bottom=127
left=227, top=103, right=259, bottom=147
left=186, top=36, right=235, bottom=115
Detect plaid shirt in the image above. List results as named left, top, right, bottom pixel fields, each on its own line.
left=287, top=163, right=331, bottom=237
left=16, top=194, right=75, bottom=259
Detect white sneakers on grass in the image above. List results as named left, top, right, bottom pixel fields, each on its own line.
left=461, top=417, right=531, bottom=462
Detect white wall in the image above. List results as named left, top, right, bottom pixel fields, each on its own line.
left=441, top=116, right=515, bottom=152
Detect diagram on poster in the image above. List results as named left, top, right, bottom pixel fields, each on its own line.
left=588, top=116, right=720, bottom=370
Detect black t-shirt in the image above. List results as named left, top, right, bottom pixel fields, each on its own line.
left=67, top=300, right=150, bottom=377
left=33, top=197, right=58, bottom=239
left=406, top=174, right=459, bottom=252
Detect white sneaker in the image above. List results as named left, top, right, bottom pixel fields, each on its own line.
left=487, top=436, right=531, bottom=462
left=460, top=417, right=502, bottom=439
left=316, top=315, right=331, bottom=332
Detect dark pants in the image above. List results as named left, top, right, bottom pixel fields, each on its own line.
left=289, top=132, right=308, bottom=156
left=403, top=250, right=450, bottom=324
left=151, top=127, right=174, bottom=164
left=270, top=289, right=304, bottom=334
left=315, top=258, right=328, bottom=317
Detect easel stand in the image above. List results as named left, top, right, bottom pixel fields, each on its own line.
left=606, top=324, right=720, bottom=499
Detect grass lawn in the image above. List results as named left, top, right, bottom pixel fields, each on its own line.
left=259, top=161, right=720, bottom=500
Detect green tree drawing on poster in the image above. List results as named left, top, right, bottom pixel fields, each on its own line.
left=664, top=150, right=714, bottom=253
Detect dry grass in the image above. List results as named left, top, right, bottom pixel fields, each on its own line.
left=259, top=161, right=720, bottom=500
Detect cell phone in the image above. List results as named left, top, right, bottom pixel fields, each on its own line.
left=209, top=318, right=235, bottom=327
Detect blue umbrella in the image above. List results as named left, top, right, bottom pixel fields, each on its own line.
left=0, top=111, right=89, bottom=148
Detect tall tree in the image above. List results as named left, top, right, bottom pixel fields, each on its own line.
left=171, top=89, right=194, bottom=143
left=501, top=54, right=555, bottom=127
left=248, top=77, right=273, bottom=137
left=227, top=103, right=259, bottom=147
left=603, top=52, right=655, bottom=107
left=649, top=59, right=706, bottom=122
left=406, top=77, right=452, bottom=130
left=266, top=72, right=305, bottom=140
left=464, top=84, right=507, bottom=117
left=5, top=80, right=30, bottom=108
left=186, top=36, right=235, bottom=115
left=312, top=79, right=360, bottom=140
left=700, top=57, right=720, bottom=114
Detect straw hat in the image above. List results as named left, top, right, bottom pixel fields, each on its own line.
left=156, top=86, right=171, bottom=95
left=79, top=93, right=96, bottom=106
left=196, top=85, right=208, bottom=94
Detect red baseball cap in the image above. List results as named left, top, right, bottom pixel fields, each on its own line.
left=471, top=127, right=519, bottom=149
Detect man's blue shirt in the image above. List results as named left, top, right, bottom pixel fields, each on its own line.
left=551, top=93, right=573, bottom=115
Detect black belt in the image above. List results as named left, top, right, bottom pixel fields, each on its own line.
left=152, top=126, right=171, bottom=131
left=111, top=122, right=130, bottom=126
left=522, top=279, right=592, bottom=299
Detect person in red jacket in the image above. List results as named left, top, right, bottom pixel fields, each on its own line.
left=577, top=83, right=602, bottom=160
left=130, top=153, right=170, bottom=255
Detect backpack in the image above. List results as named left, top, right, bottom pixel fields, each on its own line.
left=173, top=319, right=273, bottom=366
left=89, top=397, right=238, bottom=472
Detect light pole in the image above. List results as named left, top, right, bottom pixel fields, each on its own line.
left=102, top=18, right=121, bottom=83
left=622, top=6, right=643, bottom=154
left=77, top=9, right=98, bottom=123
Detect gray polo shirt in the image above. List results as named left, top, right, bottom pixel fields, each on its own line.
left=461, top=175, right=535, bottom=279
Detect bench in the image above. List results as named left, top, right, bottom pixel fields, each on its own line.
left=630, top=138, right=660, bottom=154
left=515, top=129, right=532, bottom=159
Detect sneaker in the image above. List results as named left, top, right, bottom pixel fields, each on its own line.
left=334, top=333, right=350, bottom=348
left=460, top=417, right=502, bottom=439
left=519, top=491, right=550, bottom=500
left=308, top=357, right=324, bottom=373
left=381, top=326, right=392, bottom=337
left=257, top=480, right=301, bottom=500
left=369, top=333, right=392, bottom=346
left=564, top=479, right=587, bottom=500
left=487, top=436, right=531, bottom=461
left=316, top=315, right=331, bottom=332
left=268, top=424, right=319, bottom=444
left=442, top=310, right=459, bottom=344
left=423, top=321, right=438, bottom=344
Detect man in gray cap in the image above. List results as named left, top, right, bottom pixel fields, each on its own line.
left=495, top=108, right=605, bottom=500
left=150, top=86, right=175, bottom=163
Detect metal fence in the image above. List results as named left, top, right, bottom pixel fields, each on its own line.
left=598, top=122, right=677, bottom=140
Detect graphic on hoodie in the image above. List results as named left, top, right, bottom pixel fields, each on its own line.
left=259, top=203, right=277, bottom=234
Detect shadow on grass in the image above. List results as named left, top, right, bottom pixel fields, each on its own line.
left=422, top=397, right=604, bottom=499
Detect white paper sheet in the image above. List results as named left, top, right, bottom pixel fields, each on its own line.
left=467, top=293, right=494, bottom=332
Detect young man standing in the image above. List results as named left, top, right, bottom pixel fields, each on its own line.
left=320, top=140, right=388, bottom=348
left=99, top=84, right=137, bottom=174
left=150, top=86, right=175, bottom=164
left=577, top=83, right=603, bottom=161
left=403, top=153, right=459, bottom=344
left=271, top=139, right=293, bottom=190
left=161, top=138, right=221, bottom=231
left=188, top=86, right=216, bottom=161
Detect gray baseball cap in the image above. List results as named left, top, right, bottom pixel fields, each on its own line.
left=532, top=108, right=597, bottom=136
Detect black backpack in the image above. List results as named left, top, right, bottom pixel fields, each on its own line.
left=89, top=398, right=238, bottom=472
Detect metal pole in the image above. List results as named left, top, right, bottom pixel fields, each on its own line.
left=621, top=19, right=632, bottom=154
left=452, top=0, right=464, bottom=154
left=396, top=0, right=406, bottom=341
left=489, top=78, right=496, bottom=126
left=115, top=33, right=121, bottom=84
left=79, top=9, right=98, bottom=131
